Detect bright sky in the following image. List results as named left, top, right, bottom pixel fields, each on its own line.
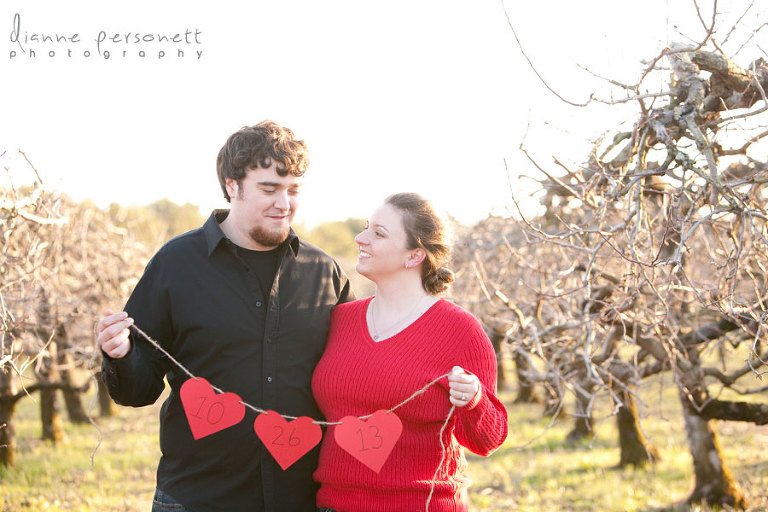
left=2, top=1, right=764, bottom=226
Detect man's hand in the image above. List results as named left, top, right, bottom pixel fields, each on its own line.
left=96, top=309, right=134, bottom=359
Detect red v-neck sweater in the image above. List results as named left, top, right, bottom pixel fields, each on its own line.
left=312, top=297, right=508, bottom=512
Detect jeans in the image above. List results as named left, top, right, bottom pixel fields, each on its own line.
left=152, top=488, right=190, bottom=512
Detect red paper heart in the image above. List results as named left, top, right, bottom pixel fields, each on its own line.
left=254, top=411, right=323, bottom=470
left=334, top=410, right=403, bottom=473
left=180, top=377, right=246, bottom=440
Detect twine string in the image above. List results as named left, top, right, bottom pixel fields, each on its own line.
left=131, top=325, right=197, bottom=382
left=130, top=323, right=459, bottom=507
left=426, top=404, right=455, bottom=512
left=131, top=324, right=452, bottom=425
left=386, top=373, right=451, bottom=415
left=86, top=372, right=103, bottom=468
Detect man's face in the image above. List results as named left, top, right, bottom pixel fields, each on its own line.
left=225, top=160, right=302, bottom=250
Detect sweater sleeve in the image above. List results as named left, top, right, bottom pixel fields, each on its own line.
left=450, top=315, right=509, bottom=456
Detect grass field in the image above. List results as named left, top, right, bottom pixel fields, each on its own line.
left=1, top=375, right=766, bottom=511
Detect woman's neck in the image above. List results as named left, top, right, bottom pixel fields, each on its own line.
left=372, top=273, right=427, bottom=310
left=367, top=279, right=438, bottom=341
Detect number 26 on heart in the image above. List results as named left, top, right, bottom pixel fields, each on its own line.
left=270, top=425, right=302, bottom=447
left=254, top=412, right=322, bottom=470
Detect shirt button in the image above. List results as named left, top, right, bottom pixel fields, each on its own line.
left=256, top=301, right=263, bottom=307
left=267, top=377, right=272, bottom=382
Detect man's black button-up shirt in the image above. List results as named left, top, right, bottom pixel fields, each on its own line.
left=102, top=210, right=354, bottom=512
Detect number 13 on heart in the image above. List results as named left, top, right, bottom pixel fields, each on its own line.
left=334, top=410, right=403, bottom=473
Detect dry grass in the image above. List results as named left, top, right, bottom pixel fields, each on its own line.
left=1, top=373, right=766, bottom=511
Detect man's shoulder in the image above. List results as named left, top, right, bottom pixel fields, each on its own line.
left=296, top=237, right=329, bottom=255
left=295, top=238, right=341, bottom=265
left=154, top=226, right=206, bottom=257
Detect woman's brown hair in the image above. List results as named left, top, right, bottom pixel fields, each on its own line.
left=385, top=192, right=455, bottom=295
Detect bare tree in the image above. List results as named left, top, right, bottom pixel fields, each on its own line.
left=1, top=152, right=150, bottom=466
left=450, top=3, right=767, bottom=508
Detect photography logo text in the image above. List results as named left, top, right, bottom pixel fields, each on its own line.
left=8, top=13, right=204, bottom=61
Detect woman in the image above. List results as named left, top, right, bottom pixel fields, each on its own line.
left=312, top=193, right=508, bottom=511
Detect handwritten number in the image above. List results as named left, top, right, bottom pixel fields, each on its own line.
left=207, top=402, right=225, bottom=424
left=356, top=425, right=384, bottom=452
left=191, top=397, right=225, bottom=425
left=271, top=426, right=285, bottom=445
left=271, top=426, right=301, bottom=446
left=370, top=426, right=384, bottom=449
left=193, top=397, right=207, bottom=419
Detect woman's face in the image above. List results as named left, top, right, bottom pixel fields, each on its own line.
left=354, top=203, right=412, bottom=280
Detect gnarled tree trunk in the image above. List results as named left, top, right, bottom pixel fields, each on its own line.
left=0, top=370, right=19, bottom=467
left=680, top=393, right=745, bottom=508
left=616, top=386, right=658, bottom=467
left=512, top=349, right=540, bottom=404
left=95, top=371, right=117, bottom=417
left=542, top=376, right=566, bottom=419
left=36, top=342, right=65, bottom=442
left=489, top=331, right=508, bottom=390
left=566, top=379, right=594, bottom=443
left=55, top=325, right=90, bottom=423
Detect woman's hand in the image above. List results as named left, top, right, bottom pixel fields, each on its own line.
left=447, top=365, right=480, bottom=407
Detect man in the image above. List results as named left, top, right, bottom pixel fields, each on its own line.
left=96, top=120, right=354, bottom=511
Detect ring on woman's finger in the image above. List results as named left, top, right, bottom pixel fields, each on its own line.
left=461, top=393, right=466, bottom=401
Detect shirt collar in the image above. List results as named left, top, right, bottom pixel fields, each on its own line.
left=203, top=209, right=300, bottom=257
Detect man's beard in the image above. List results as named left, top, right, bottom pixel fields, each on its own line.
left=249, top=225, right=290, bottom=248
